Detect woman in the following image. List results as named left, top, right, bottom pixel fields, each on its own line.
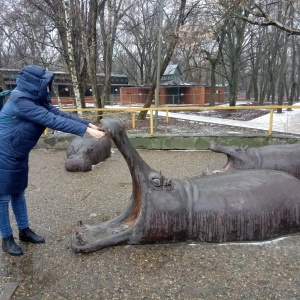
left=0, top=65, right=105, bottom=256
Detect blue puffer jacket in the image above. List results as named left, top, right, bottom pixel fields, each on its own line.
left=0, top=65, right=89, bottom=194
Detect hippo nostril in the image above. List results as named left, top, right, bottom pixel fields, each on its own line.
left=164, top=179, right=174, bottom=191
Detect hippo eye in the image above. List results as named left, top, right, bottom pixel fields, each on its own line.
left=152, top=178, right=161, bottom=186
left=149, top=172, right=163, bottom=188
left=70, top=146, right=76, bottom=155
left=85, top=148, right=94, bottom=155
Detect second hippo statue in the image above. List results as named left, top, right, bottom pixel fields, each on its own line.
left=208, top=142, right=300, bottom=179
left=65, top=134, right=111, bottom=172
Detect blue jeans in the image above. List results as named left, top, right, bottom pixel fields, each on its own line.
left=0, top=192, right=29, bottom=238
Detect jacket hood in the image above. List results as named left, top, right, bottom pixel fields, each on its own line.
left=16, top=65, right=54, bottom=104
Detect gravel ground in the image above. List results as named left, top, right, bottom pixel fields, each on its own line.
left=124, top=117, right=268, bottom=135
left=1, top=148, right=300, bottom=299
left=103, top=106, right=270, bottom=135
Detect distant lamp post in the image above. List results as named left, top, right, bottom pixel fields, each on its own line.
left=154, top=0, right=164, bottom=132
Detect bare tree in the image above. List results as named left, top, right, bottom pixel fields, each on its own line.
left=115, top=0, right=159, bottom=85
left=173, top=1, right=228, bottom=103
left=62, top=0, right=84, bottom=112
left=235, top=1, right=300, bottom=110
left=138, top=0, right=191, bottom=119
left=76, top=0, right=106, bottom=110
left=0, top=0, right=58, bottom=68
left=99, top=0, right=133, bottom=107
left=1, top=0, right=300, bottom=115
left=233, top=0, right=300, bottom=35
left=220, top=6, right=250, bottom=106
left=27, top=0, right=96, bottom=110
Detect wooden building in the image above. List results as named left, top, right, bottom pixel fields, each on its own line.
left=0, top=69, right=128, bottom=105
left=0, top=66, right=226, bottom=107
left=119, top=64, right=225, bottom=106
left=120, top=85, right=225, bottom=106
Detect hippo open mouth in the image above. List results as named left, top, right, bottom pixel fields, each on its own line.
left=71, top=118, right=300, bottom=253
left=208, top=142, right=300, bottom=178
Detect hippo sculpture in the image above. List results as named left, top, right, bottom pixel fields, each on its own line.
left=71, top=118, right=300, bottom=253
left=65, top=134, right=111, bottom=172
left=208, top=142, right=300, bottom=179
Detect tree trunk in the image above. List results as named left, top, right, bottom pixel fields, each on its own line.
left=84, top=0, right=104, bottom=116
left=223, top=9, right=249, bottom=107
left=100, top=0, right=131, bottom=108
left=209, top=59, right=217, bottom=106
left=139, top=0, right=187, bottom=119
left=63, top=0, right=82, bottom=115
left=287, top=34, right=297, bottom=111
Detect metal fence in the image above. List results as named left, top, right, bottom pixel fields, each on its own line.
left=46, top=105, right=300, bottom=136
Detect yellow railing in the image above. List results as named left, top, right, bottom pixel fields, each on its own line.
left=45, top=105, right=300, bottom=136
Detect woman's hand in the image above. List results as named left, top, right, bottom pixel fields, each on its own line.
left=86, top=127, right=105, bottom=139
left=88, top=123, right=101, bottom=130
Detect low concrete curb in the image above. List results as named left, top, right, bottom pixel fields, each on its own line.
left=36, top=133, right=300, bottom=150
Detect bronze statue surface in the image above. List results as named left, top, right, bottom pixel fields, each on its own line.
left=65, top=135, right=111, bottom=172
left=71, top=119, right=300, bottom=253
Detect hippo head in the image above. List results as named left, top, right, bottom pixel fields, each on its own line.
left=71, top=118, right=187, bottom=252
left=208, top=142, right=256, bottom=171
left=65, top=135, right=111, bottom=172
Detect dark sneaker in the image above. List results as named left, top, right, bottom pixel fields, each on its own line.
left=2, top=235, right=23, bottom=256
left=19, top=228, right=45, bottom=244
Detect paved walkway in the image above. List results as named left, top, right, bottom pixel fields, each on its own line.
left=1, top=149, right=300, bottom=299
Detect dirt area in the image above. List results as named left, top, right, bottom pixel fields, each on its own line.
left=179, top=107, right=270, bottom=121
left=125, top=118, right=266, bottom=135
left=115, top=104, right=269, bottom=135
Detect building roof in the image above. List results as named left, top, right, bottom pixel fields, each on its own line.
left=163, top=64, right=182, bottom=76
